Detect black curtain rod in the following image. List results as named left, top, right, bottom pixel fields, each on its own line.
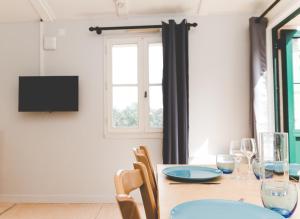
left=256, top=0, right=280, bottom=22
left=89, top=23, right=198, bottom=35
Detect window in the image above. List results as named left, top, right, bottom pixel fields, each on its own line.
left=105, top=36, right=163, bottom=137
left=292, top=38, right=300, bottom=129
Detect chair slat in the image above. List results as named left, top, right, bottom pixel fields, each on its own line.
left=133, top=146, right=158, bottom=200
left=116, top=194, right=141, bottom=219
left=115, top=162, right=158, bottom=219
left=115, top=169, right=143, bottom=195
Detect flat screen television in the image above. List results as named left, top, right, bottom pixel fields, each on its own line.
left=19, top=76, right=78, bottom=112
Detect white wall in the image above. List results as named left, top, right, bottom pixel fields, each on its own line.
left=189, top=15, right=251, bottom=163
left=0, top=14, right=251, bottom=202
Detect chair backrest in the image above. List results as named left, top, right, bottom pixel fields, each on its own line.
left=115, top=162, right=157, bottom=219
left=133, top=146, right=157, bottom=200
left=116, top=194, right=141, bottom=219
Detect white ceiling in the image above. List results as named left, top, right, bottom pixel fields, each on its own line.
left=0, top=0, right=274, bottom=23
left=0, top=0, right=39, bottom=23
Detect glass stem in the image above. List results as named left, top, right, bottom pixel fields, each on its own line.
left=236, top=162, right=240, bottom=175
left=248, top=158, right=251, bottom=172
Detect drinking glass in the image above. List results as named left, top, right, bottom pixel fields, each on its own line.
left=252, top=158, right=273, bottom=180
left=259, top=132, right=294, bottom=217
left=229, top=140, right=244, bottom=179
left=261, top=180, right=298, bottom=218
left=216, top=154, right=235, bottom=174
left=241, top=138, right=257, bottom=173
left=259, top=132, right=289, bottom=180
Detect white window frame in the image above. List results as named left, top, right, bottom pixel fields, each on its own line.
left=104, top=34, right=163, bottom=138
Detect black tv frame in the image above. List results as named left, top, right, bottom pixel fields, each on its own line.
left=18, top=76, right=79, bottom=112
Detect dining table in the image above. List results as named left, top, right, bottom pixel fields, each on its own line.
left=157, top=164, right=300, bottom=219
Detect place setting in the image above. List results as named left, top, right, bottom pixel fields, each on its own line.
left=163, top=133, right=300, bottom=219
left=163, top=165, right=223, bottom=184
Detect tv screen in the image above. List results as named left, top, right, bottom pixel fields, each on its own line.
left=19, top=76, right=78, bottom=112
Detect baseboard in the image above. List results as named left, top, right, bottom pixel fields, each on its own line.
left=0, top=194, right=115, bottom=203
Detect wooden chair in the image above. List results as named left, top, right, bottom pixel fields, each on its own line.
left=116, top=194, right=141, bottom=219
left=115, top=162, right=157, bottom=219
left=133, top=146, right=157, bottom=200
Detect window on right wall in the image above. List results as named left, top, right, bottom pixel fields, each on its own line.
left=104, top=36, right=163, bottom=138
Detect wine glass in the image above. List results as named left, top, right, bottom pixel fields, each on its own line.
left=241, top=138, right=257, bottom=173
left=229, top=140, right=244, bottom=179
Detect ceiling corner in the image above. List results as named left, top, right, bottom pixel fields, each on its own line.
left=114, top=0, right=129, bottom=17
left=196, top=0, right=202, bottom=15
left=29, top=0, right=56, bottom=22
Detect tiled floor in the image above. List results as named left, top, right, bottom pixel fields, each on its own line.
left=0, top=203, right=145, bottom=219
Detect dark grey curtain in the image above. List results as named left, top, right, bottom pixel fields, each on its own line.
left=249, top=17, right=268, bottom=139
left=162, top=19, right=189, bottom=164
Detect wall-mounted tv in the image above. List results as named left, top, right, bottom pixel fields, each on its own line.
left=19, top=76, right=78, bottom=112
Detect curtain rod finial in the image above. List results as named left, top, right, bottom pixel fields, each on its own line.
left=89, top=26, right=102, bottom=34
left=89, top=26, right=95, bottom=31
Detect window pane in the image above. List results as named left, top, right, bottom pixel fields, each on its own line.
left=292, top=39, right=300, bottom=83
left=149, top=43, right=163, bottom=84
left=149, top=86, right=163, bottom=128
left=112, top=44, right=137, bottom=85
left=112, top=86, right=138, bottom=128
left=294, top=85, right=300, bottom=130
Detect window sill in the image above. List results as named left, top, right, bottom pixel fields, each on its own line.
left=104, top=131, right=163, bottom=139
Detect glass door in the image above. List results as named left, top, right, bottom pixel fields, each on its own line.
left=281, top=30, right=300, bottom=163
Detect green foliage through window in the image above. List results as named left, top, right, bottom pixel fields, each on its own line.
left=112, top=103, right=163, bottom=128
left=150, top=108, right=163, bottom=128
left=112, top=103, right=138, bottom=128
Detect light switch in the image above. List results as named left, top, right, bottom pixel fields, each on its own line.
left=44, top=36, right=57, bottom=50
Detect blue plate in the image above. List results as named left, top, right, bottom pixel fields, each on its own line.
left=162, top=166, right=222, bottom=182
left=290, top=163, right=300, bottom=178
left=171, top=199, right=284, bottom=219
left=264, top=163, right=300, bottom=177
left=263, top=162, right=284, bottom=174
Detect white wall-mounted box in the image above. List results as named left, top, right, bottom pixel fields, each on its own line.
left=43, top=36, right=56, bottom=50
